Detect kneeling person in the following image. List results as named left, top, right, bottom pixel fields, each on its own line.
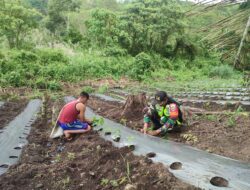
left=58, top=91, right=92, bottom=140
left=141, top=91, right=183, bottom=136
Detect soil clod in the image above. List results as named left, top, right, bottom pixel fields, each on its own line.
left=146, top=152, right=156, bottom=158
left=144, top=157, right=153, bottom=164
left=170, top=162, right=182, bottom=170
left=124, top=184, right=137, bottom=190
left=89, top=171, right=95, bottom=177
left=35, top=183, right=44, bottom=189
left=210, top=176, right=229, bottom=187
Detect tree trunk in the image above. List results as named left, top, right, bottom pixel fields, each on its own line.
left=120, top=93, right=147, bottom=121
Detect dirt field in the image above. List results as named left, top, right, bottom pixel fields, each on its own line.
left=88, top=96, right=250, bottom=162
left=0, top=96, right=198, bottom=190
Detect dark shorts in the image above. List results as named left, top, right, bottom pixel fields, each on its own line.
left=58, top=120, right=89, bottom=131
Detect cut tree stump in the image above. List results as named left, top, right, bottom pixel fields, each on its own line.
left=120, top=93, right=147, bottom=121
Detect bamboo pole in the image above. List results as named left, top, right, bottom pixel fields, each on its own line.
left=234, top=16, right=250, bottom=68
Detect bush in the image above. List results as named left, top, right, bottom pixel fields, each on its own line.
left=103, top=46, right=127, bottom=56
left=209, top=65, right=235, bottom=79
left=34, top=77, right=47, bottom=89
left=130, top=52, right=153, bottom=80
left=63, top=28, right=83, bottom=44
left=11, top=50, right=38, bottom=64
left=4, top=71, right=25, bottom=87
left=36, top=48, right=69, bottom=65
left=48, top=81, right=61, bottom=91
left=82, top=86, right=95, bottom=93
left=98, top=85, right=109, bottom=93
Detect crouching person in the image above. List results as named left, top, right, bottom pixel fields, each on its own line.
left=141, top=91, right=183, bottom=136
left=58, top=91, right=92, bottom=140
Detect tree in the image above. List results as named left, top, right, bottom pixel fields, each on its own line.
left=84, top=0, right=192, bottom=58
left=24, top=0, right=48, bottom=15
left=0, top=0, right=41, bottom=48
left=85, top=9, right=120, bottom=47
left=120, top=0, right=185, bottom=56
left=45, top=0, right=80, bottom=36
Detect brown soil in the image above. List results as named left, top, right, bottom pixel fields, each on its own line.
left=0, top=99, right=28, bottom=129
left=0, top=97, right=198, bottom=190
left=88, top=94, right=146, bottom=129
left=88, top=96, right=250, bottom=162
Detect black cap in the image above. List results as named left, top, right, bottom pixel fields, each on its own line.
left=155, top=91, right=167, bottom=102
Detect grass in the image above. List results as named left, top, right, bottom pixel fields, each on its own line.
left=0, top=46, right=244, bottom=96
left=145, top=69, right=243, bottom=92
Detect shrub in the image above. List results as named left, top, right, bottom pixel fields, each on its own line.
left=4, top=71, right=25, bottom=87
left=82, top=86, right=95, bottom=93
left=11, top=50, right=38, bottom=64
left=103, top=46, right=127, bottom=56
left=130, top=52, right=153, bottom=80
left=63, top=28, right=83, bottom=44
left=48, top=80, right=62, bottom=91
left=98, top=85, right=109, bottom=93
left=209, top=65, right=235, bottom=79
left=34, top=77, right=47, bottom=89
left=36, top=48, right=69, bottom=65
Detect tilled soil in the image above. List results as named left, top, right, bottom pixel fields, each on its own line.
left=0, top=97, right=198, bottom=190
left=88, top=96, right=250, bottom=162
left=0, top=99, right=28, bottom=129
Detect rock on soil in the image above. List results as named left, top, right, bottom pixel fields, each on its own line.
left=124, top=184, right=137, bottom=190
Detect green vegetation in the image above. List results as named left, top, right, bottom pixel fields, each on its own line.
left=0, top=0, right=249, bottom=91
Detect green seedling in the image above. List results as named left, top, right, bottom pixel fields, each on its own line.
left=67, top=152, right=75, bottom=161
left=62, top=176, right=70, bottom=189
left=236, top=106, right=244, bottom=113
left=92, top=117, right=104, bottom=127
left=205, top=115, right=218, bottom=122
left=227, top=117, right=236, bottom=128
left=120, top=118, right=127, bottom=126
left=110, top=180, right=119, bottom=187
left=55, top=154, right=61, bottom=163
left=100, top=178, right=120, bottom=187
left=118, top=176, right=127, bottom=185
left=100, top=178, right=109, bottom=186
left=120, top=153, right=131, bottom=183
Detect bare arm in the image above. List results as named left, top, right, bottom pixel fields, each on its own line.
left=76, top=103, right=92, bottom=123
